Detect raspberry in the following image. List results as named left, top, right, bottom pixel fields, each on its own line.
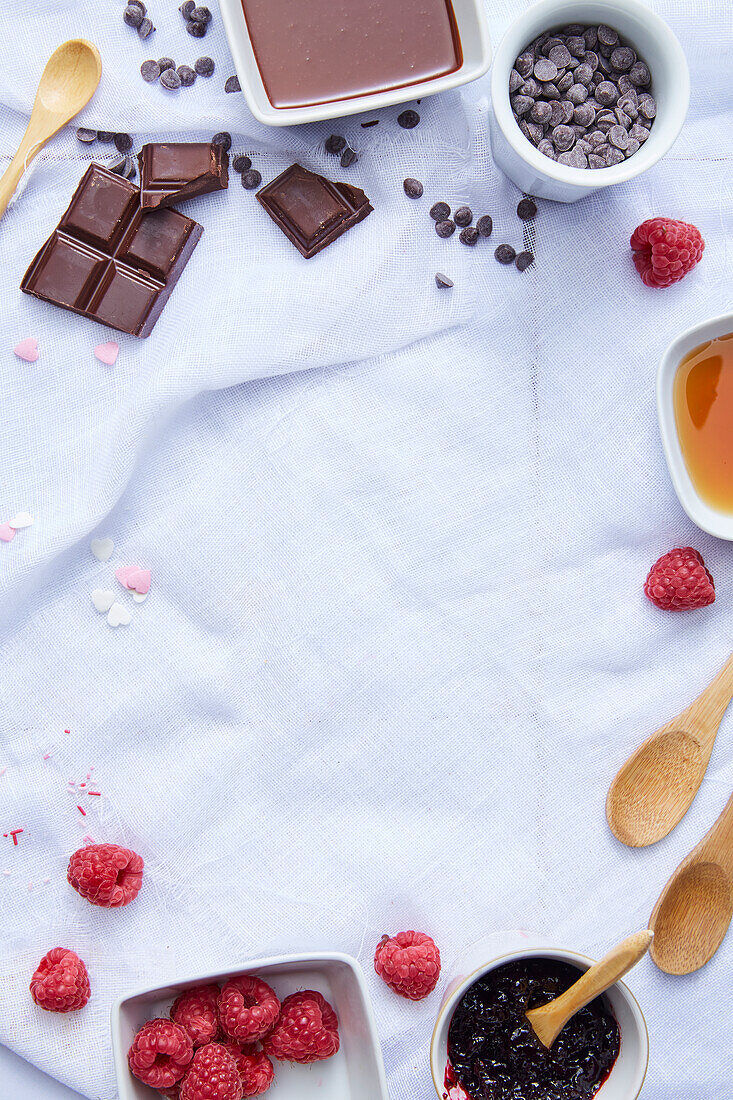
left=262, top=990, right=339, bottom=1064
left=218, top=976, right=280, bottom=1044
left=180, top=1043, right=243, bottom=1100
left=172, top=985, right=222, bottom=1046
left=67, top=842, right=143, bottom=907
left=128, top=1018, right=194, bottom=1090
left=220, top=1044, right=274, bottom=1096
left=374, top=930, right=441, bottom=1000
left=630, top=217, right=704, bottom=288
left=29, top=947, right=90, bottom=1013
left=644, top=546, right=715, bottom=611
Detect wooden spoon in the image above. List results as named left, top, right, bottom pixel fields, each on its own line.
left=606, top=653, right=733, bottom=847
left=649, top=791, right=733, bottom=974
left=526, top=931, right=653, bottom=1049
left=0, top=39, right=102, bottom=221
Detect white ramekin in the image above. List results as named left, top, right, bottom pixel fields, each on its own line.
left=657, top=312, right=733, bottom=542
left=218, top=0, right=491, bottom=127
left=430, top=930, right=649, bottom=1100
left=489, top=0, right=689, bottom=202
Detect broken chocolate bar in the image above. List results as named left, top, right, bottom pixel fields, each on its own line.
left=138, top=142, right=228, bottom=209
left=256, top=163, right=372, bottom=258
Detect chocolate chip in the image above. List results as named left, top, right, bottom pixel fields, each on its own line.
left=566, top=83, right=588, bottom=105
left=575, top=62, right=594, bottom=86
left=123, top=4, right=144, bottom=27
left=435, top=272, right=454, bottom=289
left=530, top=100, right=552, bottom=124
left=160, top=68, right=181, bottom=90
left=325, top=135, right=346, bottom=154
left=494, top=244, right=516, bottom=264
left=537, top=138, right=556, bottom=159
left=459, top=226, right=479, bottom=246
left=515, top=250, right=534, bottom=271
left=180, top=0, right=195, bottom=16
left=630, top=121, right=650, bottom=143
left=109, top=154, right=136, bottom=179
left=509, top=68, right=523, bottom=93
left=435, top=219, right=456, bottom=238
left=629, top=61, right=651, bottom=86
left=511, top=94, right=534, bottom=117
left=534, top=58, right=558, bottom=82
left=604, top=147, right=626, bottom=166
left=129, top=0, right=146, bottom=11
left=137, top=17, right=154, bottom=38
left=242, top=169, right=262, bottom=190
left=454, top=206, right=472, bottom=227
left=195, top=56, right=215, bottom=76
left=76, top=127, right=97, bottom=143
left=614, top=107, right=630, bottom=129
left=548, top=44, right=572, bottom=69
left=225, top=75, right=241, bottom=93
left=521, top=77, right=542, bottom=98
left=114, top=133, right=133, bottom=153
left=557, top=71, right=574, bottom=94
left=638, top=93, right=656, bottom=118
left=232, top=155, right=252, bottom=173
left=517, top=197, right=537, bottom=220
left=361, top=120, right=379, bottom=128
left=611, top=46, right=635, bottom=71
left=97, top=131, right=115, bottom=142
left=177, top=65, right=196, bottom=86
left=340, top=147, right=357, bottom=167
left=158, top=58, right=175, bottom=72
left=191, top=5, right=211, bottom=21
left=558, top=147, right=588, bottom=167
left=548, top=101, right=565, bottom=127
left=588, top=153, right=606, bottom=169
left=397, top=109, right=420, bottom=129
left=403, top=177, right=423, bottom=198
left=609, top=124, right=629, bottom=150
left=551, top=124, right=575, bottom=151
left=595, top=81, right=619, bottom=106
left=140, top=59, right=160, bottom=83
left=430, top=202, right=450, bottom=221
left=583, top=27, right=598, bottom=49
left=625, top=138, right=641, bottom=157
left=211, top=131, right=232, bottom=151
left=566, top=36, right=586, bottom=58
left=476, top=215, right=493, bottom=237
left=597, top=24, right=619, bottom=47
left=515, top=52, right=534, bottom=78
left=573, top=103, right=595, bottom=127
left=187, top=19, right=206, bottom=36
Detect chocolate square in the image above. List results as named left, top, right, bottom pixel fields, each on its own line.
left=256, top=163, right=373, bottom=258
left=21, top=164, right=203, bottom=338
left=138, top=142, right=229, bottom=209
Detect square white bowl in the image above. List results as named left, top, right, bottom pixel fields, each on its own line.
left=657, top=312, right=733, bottom=541
left=111, top=951, right=389, bottom=1100
left=218, top=0, right=491, bottom=127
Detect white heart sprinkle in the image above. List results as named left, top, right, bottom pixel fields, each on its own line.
left=132, top=592, right=148, bottom=603
left=9, top=511, right=33, bottom=529
left=107, top=602, right=132, bottom=627
left=90, top=537, right=114, bottom=562
left=91, top=589, right=116, bottom=613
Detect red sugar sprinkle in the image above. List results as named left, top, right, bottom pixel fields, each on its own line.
left=79, top=783, right=86, bottom=789
left=88, top=790, right=101, bottom=796
left=77, top=805, right=86, bottom=816
left=10, top=829, right=23, bottom=845
left=82, top=834, right=95, bottom=844
left=43, top=753, right=51, bottom=760
left=64, top=729, right=70, bottom=734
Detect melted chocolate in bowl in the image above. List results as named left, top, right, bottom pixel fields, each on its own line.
left=447, top=959, right=620, bottom=1100
left=240, top=0, right=462, bottom=108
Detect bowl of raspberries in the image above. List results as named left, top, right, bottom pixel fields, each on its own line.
left=112, top=952, right=389, bottom=1099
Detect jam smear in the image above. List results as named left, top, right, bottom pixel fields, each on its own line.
left=447, top=959, right=620, bottom=1100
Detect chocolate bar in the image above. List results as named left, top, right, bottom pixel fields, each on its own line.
left=256, top=163, right=372, bottom=258
left=21, top=164, right=203, bottom=338
left=138, top=142, right=228, bottom=209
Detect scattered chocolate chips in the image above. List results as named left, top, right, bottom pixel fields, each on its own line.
left=454, top=206, right=472, bottom=227
left=195, top=56, right=215, bottom=76
left=459, top=227, right=479, bottom=246
left=403, top=178, right=423, bottom=198
left=97, top=131, right=115, bottom=143
left=242, top=169, right=262, bottom=190
left=123, top=4, right=144, bottom=28
left=515, top=250, right=534, bottom=271
left=232, top=154, right=252, bottom=173
left=325, top=135, right=346, bottom=154
left=76, top=127, right=97, bottom=143
left=108, top=154, right=136, bottom=180
left=517, top=197, right=537, bottom=220
left=158, top=57, right=175, bottom=72
left=177, top=65, right=197, bottom=86
left=211, top=131, right=232, bottom=152
left=476, top=215, right=493, bottom=237
left=137, top=17, right=155, bottom=39
left=340, top=147, right=357, bottom=168
left=160, top=68, right=181, bottom=90
left=187, top=19, right=206, bottom=37
left=435, top=219, right=456, bottom=238
left=494, top=244, right=516, bottom=264
left=225, top=75, right=241, bottom=93
left=397, top=109, right=420, bottom=129
left=430, top=201, right=450, bottom=221
left=140, top=59, right=161, bottom=83
left=435, top=272, right=454, bottom=289
left=114, top=133, right=133, bottom=153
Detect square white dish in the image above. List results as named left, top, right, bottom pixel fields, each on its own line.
left=111, top=951, right=389, bottom=1100
left=657, top=312, right=733, bottom=541
left=218, top=0, right=491, bottom=127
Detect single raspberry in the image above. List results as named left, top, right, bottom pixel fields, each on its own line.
left=128, top=1018, right=194, bottom=1090
left=218, top=976, right=280, bottom=1044
left=220, top=1044, right=274, bottom=1096
left=180, top=1043, right=243, bottom=1100
left=644, top=546, right=715, bottom=611
left=172, top=985, right=222, bottom=1046
left=67, top=842, right=144, bottom=907
left=262, top=990, right=339, bottom=1064
left=30, top=947, right=90, bottom=1012
left=374, top=930, right=441, bottom=1000
left=630, top=217, right=704, bottom=288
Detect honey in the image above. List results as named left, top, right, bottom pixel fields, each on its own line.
left=674, top=333, right=733, bottom=513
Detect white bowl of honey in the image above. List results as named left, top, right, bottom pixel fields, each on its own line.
left=658, top=314, right=733, bottom=540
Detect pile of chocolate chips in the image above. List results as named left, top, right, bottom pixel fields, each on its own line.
left=178, top=1, right=212, bottom=38
left=141, top=56, right=216, bottom=90
left=510, top=23, right=656, bottom=169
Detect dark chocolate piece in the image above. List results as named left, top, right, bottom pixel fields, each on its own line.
left=21, top=164, right=202, bottom=338
left=256, top=163, right=372, bottom=259
left=138, top=142, right=228, bottom=209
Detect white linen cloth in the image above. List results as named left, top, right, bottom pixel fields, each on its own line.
left=0, top=0, right=731, bottom=1096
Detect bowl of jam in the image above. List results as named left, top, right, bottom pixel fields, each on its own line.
left=658, top=313, right=733, bottom=541
left=430, top=931, right=648, bottom=1100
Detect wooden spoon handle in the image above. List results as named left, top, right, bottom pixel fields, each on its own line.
left=0, top=127, right=46, bottom=221
left=526, top=931, right=653, bottom=1048
left=678, top=653, right=733, bottom=748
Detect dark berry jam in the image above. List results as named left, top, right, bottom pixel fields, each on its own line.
left=446, top=959, right=620, bottom=1100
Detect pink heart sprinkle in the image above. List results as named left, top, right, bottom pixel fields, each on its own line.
left=14, top=337, right=39, bottom=363
left=115, top=565, right=151, bottom=594
left=0, top=524, right=16, bottom=542
left=94, top=341, right=119, bottom=366
left=115, top=566, right=137, bottom=589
